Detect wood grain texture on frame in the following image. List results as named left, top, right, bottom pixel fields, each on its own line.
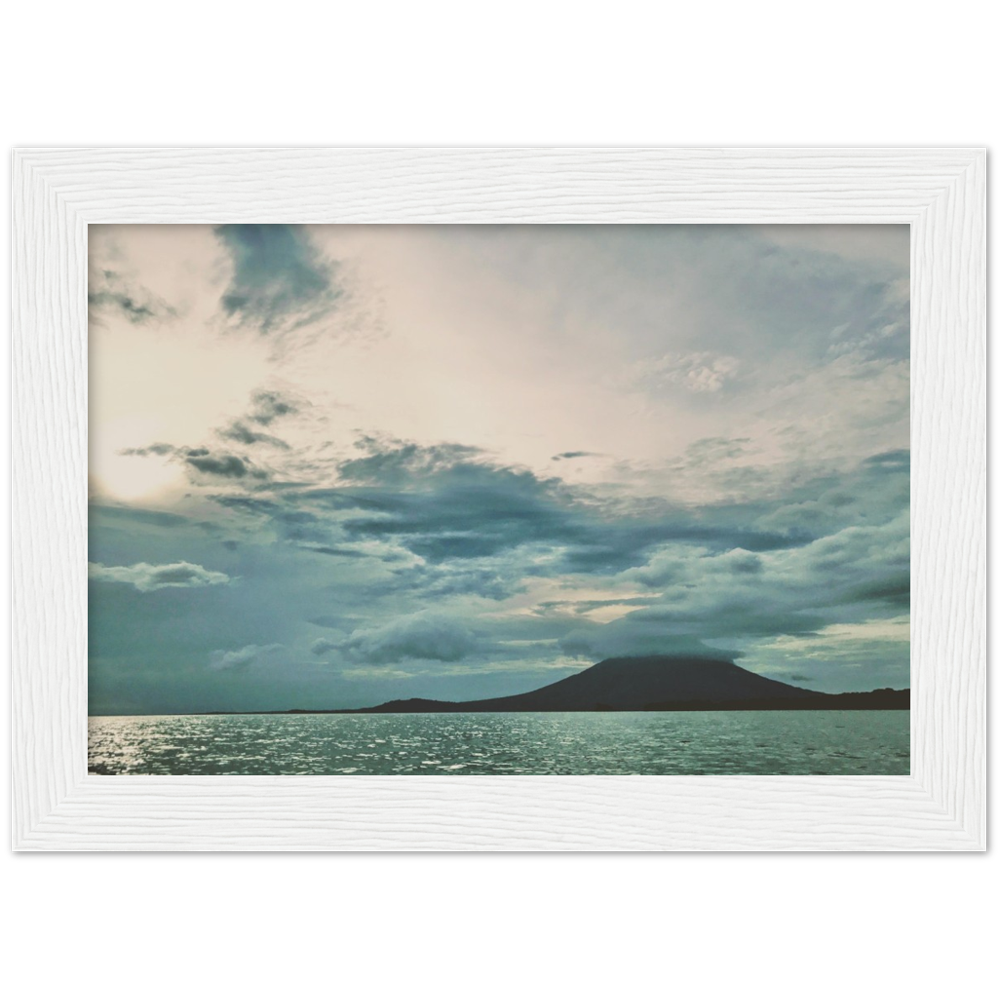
left=11, top=148, right=986, bottom=851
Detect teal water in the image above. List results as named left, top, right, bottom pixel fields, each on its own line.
left=88, top=710, right=910, bottom=775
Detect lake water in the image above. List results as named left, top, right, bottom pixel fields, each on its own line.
left=88, top=710, right=910, bottom=775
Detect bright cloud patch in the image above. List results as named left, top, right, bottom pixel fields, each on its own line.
left=89, top=561, right=231, bottom=593
left=339, top=612, right=482, bottom=665
left=209, top=643, right=282, bottom=672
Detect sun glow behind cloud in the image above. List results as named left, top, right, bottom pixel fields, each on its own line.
left=90, top=417, right=184, bottom=500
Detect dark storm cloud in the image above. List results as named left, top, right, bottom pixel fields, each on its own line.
left=336, top=437, right=483, bottom=486
left=624, top=599, right=831, bottom=639
left=88, top=267, right=176, bottom=326
left=197, top=437, right=905, bottom=660
left=94, top=431, right=907, bottom=707
left=336, top=485, right=807, bottom=571
left=215, top=225, right=341, bottom=334
left=572, top=507, right=908, bottom=663
left=276, top=437, right=818, bottom=582
left=847, top=575, right=910, bottom=607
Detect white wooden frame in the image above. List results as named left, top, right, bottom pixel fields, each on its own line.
left=11, top=148, right=986, bottom=851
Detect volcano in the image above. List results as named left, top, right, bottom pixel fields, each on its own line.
left=323, top=655, right=907, bottom=714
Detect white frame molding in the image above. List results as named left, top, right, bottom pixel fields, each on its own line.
left=11, top=148, right=986, bottom=851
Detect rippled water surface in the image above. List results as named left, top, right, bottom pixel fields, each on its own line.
left=89, top=711, right=909, bottom=775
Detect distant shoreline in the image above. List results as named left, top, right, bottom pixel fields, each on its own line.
left=89, top=704, right=912, bottom=719
left=180, top=690, right=909, bottom=716
left=90, top=657, right=911, bottom=717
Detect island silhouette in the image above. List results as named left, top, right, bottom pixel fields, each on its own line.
left=266, top=656, right=910, bottom=715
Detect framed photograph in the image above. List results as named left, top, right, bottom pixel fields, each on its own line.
left=11, top=148, right=986, bottom=850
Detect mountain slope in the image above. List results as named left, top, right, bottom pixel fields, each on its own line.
left=344, top=656, right=820, bottom=713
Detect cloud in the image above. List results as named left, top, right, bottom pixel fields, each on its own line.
left=754, top=225, right=910, bottom=272
left=210, top=495, right=283, bottom=517
left=567, top=504, right=908, bottom=658
left=211, top=388, right=302, bottom=450
left=339, top=612, right=482, bottom=665
left=218, top=420, right=290, bottom=450
left=738, top=618, right=910, bottom=692
left=862, top=449, right=909, bottom=472
left=209, top=643, right=282, bottom=672
left=310, top=638, right=338, bottom=656
left=120, top=443, right=270, bottom=481
left=336, top=436, right=484, bottom=486
left=559, top=629, right=740, bottom=662
left=552, top=451, right=601, bottom=461
left=306, top=545, right=376, bottom=558
left=274, top=436, right=818, bottom=588
left=119, top=442, right=175, bottom=457
left=89, top=561, right=231, bottom=593
left=174, top=433, right=904, bottom=675
left=184, top=448, right=263, bottom=479
left=248, top=389, right=299, bottom=426
left=375, top=560, right=526, bottom=601
left=88, top=267, right=176, bottom=325
left=680, top=437, right=751, bottom=466
left=215, top=225, right=341, bottom=334
left=631, top=351, right=740, bottom=394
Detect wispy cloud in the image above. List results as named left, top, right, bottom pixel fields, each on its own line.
left=248, top=388, right=300, bottom=426
left=628, top=351, right=741, bottom=394
left=88, top=266, right=176, bottom=326
left=217, top=421, right=290, bottom=450
left=215, top=225, right=341, bottom=334
left=120, top=443, right=270, bottom=482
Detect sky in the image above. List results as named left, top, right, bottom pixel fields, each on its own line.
left=88, top=223, right=910, bottom=713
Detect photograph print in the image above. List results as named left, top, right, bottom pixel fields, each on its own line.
left=88, top=223, right=910, bottom=775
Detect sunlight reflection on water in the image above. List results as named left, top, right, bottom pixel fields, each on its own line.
left=88, top=711, right=910, bottom=776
